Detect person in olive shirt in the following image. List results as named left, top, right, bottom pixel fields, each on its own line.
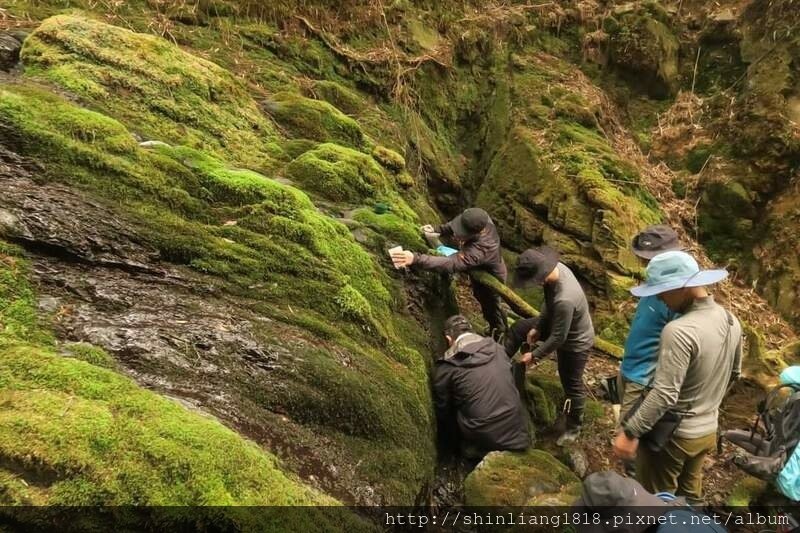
left=613, top=251, right=742, bottom=504
left=505, top=246, right=595, bottom=446
left=390, top=208, right=507, bottom=338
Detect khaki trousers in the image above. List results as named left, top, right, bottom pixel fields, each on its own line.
left=636, top=431, right=717, bottom=504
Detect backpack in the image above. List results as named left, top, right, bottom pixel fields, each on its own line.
left=725, top=366, right=800, bottom=501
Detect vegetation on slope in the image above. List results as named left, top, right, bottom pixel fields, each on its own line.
left=0, top=241, right=377, bottom=529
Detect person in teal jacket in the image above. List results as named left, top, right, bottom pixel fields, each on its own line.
left=618, top=226, right=683, bottom=418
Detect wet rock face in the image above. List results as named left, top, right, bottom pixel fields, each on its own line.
left=0, top=32, right=22, bottom=71
left=0, top=146, right=412, bottom=505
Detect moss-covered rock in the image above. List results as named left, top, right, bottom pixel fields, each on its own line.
left=20, top=14, right=283, bottom=169
left=698, top=180, right=756, bottom=261
left=309, top=80, right=367, bottom=116
left=0, top=84, right=436, bottom=504
left=351, top=208, right=426, bottom=251
left=464, top=449, right=581, bottom=506
left=0, top=241, right=362, bottom=518
left=477, top=126, right=660, bottom=286
left=372, top=145, right=406, bottom=172
left=606, top=10, right=680, bottom=98
left=265, top=92, right=364, bottom=148
left=284, top=143, right=417, bottom=220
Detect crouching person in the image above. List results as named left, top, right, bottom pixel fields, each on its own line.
left=434, top=315, right=530, bottom=463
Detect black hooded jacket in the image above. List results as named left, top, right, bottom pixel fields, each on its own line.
left=412, top=217, right=507, bottom=282
left=433, top=333, right=530, bottom=451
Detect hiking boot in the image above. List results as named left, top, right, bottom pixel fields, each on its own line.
left=556, top=427, right=581, bottom=446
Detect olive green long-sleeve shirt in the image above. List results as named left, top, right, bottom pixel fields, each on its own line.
left=623, top=296, right=742, bottom=440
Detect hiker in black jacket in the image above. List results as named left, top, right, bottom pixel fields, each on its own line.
left=390, top=208, right=507, bottom=338
left=433, top=315, right=530, bottom=461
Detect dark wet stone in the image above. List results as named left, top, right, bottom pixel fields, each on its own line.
left=0, top=32, right=21, bottom=71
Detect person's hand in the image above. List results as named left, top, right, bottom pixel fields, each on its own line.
left=613, top=430, right=639, bottom=460
left=526, top=328, right=539, bottom=345
left=391, top=250, right=415, bottom=268
left=520, top=352, right=534, bottom=367
left=420, top=224, right=436, bottom=234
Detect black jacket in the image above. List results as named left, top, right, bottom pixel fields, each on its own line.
left=413, top=217, right=507, bottom=281
left=433, top=333, right=530, bottom=451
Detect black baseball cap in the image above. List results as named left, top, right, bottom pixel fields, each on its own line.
left=450, top=208, right=489, bottom=238
left=512, top=246, right=559, bottom=288
left=631, top=224, right=682, bottom=259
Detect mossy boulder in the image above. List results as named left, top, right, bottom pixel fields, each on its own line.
left=20, top=14, right=283, bottom=169
left=0, top=85, right=436, bottom=504
left=0, top=241, right=360, bottom=518
left=526, top=372, right=565, bottom=427
left=477, top=126, right=660, bottom=287
left=309, top=80, right=366, bottom=116
left=265, top=92, right=364, bottom=148
left=284, top=143, right=416, bottom=218
left=464, top=449, right=581, bottom=506
left=698, top=180, right=756, bottom=261
left=606, top=11, right=680, bottom=98
left=351, top=208, right=426, bottom=251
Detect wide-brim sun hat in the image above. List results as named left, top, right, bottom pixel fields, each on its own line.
left=630, top=250, right=727, bottom=298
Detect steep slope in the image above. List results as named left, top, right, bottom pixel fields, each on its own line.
left=1, top=0, right=798, bottom=511
left=0, top=212, right=371, bottom=527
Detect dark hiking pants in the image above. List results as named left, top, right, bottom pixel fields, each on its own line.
left=504, top=317, right=588, bottom=429
left=471, top=278, right=507, bottom=337
left=557, top=349, right=589, bottom=430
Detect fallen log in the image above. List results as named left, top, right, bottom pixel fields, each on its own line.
left=469, top=270, right=623, bottom=359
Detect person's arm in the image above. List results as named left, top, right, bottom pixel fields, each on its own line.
left=412, top=244, right=486, bottom=274
left=531, top=298, right=573, bottom=359
left=623, top=324, right=693, bottom=437
left=731, top=319, right=743, bottom=382
left=436, top=221, right=454, bottom=238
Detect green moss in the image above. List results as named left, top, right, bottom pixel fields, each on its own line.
left=0, top=240, right=382, bottom=522
left=266, top=92, right=364, bottom=148
left=607, top=11, right=680, bottom=98
left=62, top=342, right=116, bottom=369
left=351, top=209, right=426, bottom=251
left=698, top=180, right=756, bottom=260
left=284, top=143, right=416, bottom=220
left=21, top=14, right=283, bottom=170
left=1, top=83, right=436, bottom=504
left=0, top=242, right=53, bottom=348
left=371, top=145, right=406, bottom=171
left=0, top=345, right=345, bottom=508
left=464, top=449, right=581, bottom=506
left=525, top=370, right=564, bottom=426
left=726, top=476, right=769, bottom=507
left=686, top=144, right=712, bottom=174
left=310, top=80, right=366, bottom=115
